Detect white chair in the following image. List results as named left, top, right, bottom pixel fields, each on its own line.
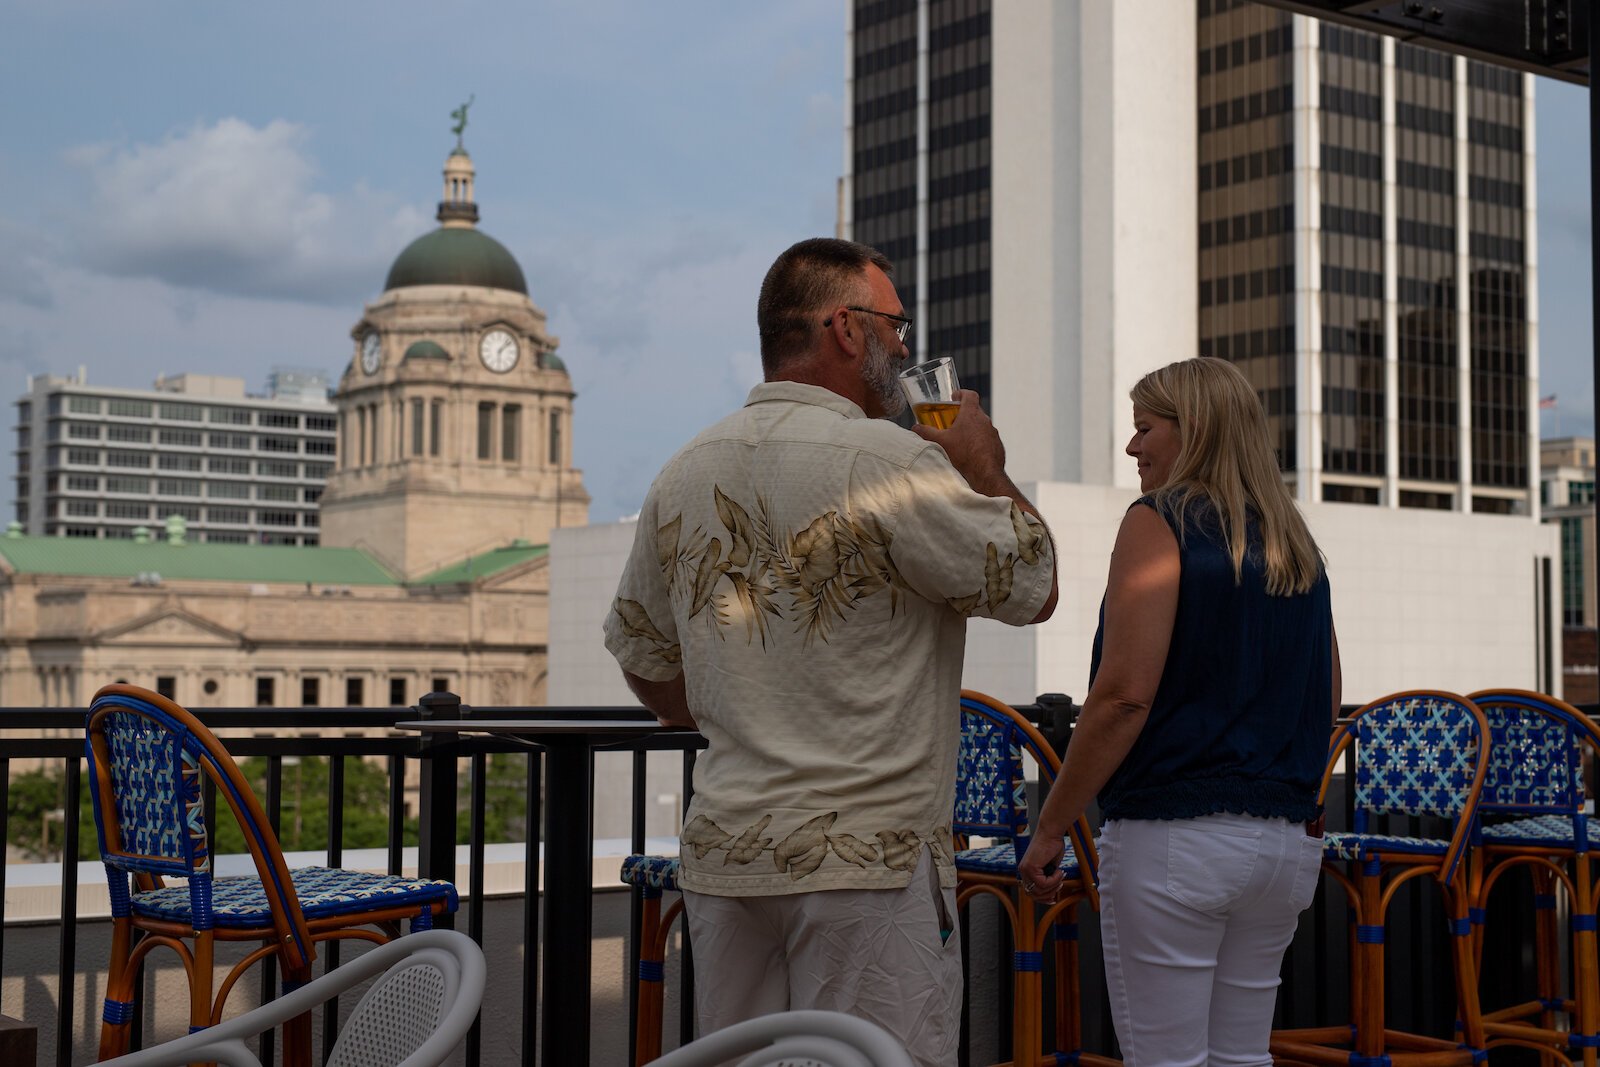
left=648, top=1009, right=915, bottom=1067
left=96, top=929, right=485, bottom=1067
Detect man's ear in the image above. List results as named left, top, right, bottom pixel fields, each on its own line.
left=828, top=308, right=864, bottom=360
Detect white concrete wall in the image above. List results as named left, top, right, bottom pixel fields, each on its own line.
left=991, top=0, right=1196, bottom=490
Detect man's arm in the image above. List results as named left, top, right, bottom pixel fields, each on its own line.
left=911, top=389, right=1059, bottom=622
left=623, top=669, right=696, bottom=729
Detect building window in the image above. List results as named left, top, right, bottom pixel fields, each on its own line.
left=67, top=423, right=98, bottom=440
left=208, top=407, right=252, bottom=425
left=477, top=402, right=494, bottom=460
left=208, top=481, right=251, bottom=499
left=256, top=676, right=275, bottom=706
left=107, top=424, right=152, bottom=443
left=258, top=460, right=298, bottom=478
left=258, top=484, right=297, bottom=502
left=158, top=454, right=203, bottom=471
left=501, top=404, right=521, bottom=463
left=357, top=408, right=369, bottom=466
left=156, top=676, right=176, bottom=700
left=157, top=478, right=201, bottom=497
left=209, top=433, right=252, bottom=451
left=67, top=396, right=98, bottom=414
left=346, top=677, right=364, bottom=706
left=430, top=400, right=443, bottom=457
left=259, top=435, right=299, bottom=454
left=106, top=476, right=149, bottom=494
left=160, top=402, right=203, bottom=421
left=412, top=398, right=426, bottom=456
left=305, top=438, right=335, bottom=455
left=260, top=412, right=300, bottom=429
left=259, top=510, right=299, bottom=526
left=107, top=399, right=152, bottom=418
left=306, top=415, right=337, bottom=433
left=432, top=676, right=450, bottom=695
left=106, top=450, right=148, bottom=469
left=548, top=411, right=562, bottom=467
left=389, top=677, right=407, bottom=706
left=106, top=502, right=150, bottom=520
left=207, top=506, right=248, bottom=524
left=159, top=429, right=203, bottom=447
left=301, top=677, right=320, bottom=706
left=66, top=474, right=99, bottom=492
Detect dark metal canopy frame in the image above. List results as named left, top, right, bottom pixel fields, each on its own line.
left=1252, top=0, right=1596, bottom=652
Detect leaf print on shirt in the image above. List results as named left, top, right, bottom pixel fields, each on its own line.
left=714, top=486, right=756, bottom=569
left=611, top=598, right=682, bottom=665
left=682, top=814, right=734, bottom=860
left=1010, top=503, right=1048, bottom=566
left=826, top=831, right=881, bottom=868
left=656, top=514, right=683, bottom=593
left=984, top=543, right=1016, bottom=613
left=875, top=829, right=923, bottom=871
left=774, top=812, right=836, bottom=878
left=723, top=814, right=773, bottom=865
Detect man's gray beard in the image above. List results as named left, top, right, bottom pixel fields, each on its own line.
left=862, top=328, right=906, bottom=418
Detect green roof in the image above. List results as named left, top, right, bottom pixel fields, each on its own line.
left=542, top=351, right=567, bottom=373
left=384, top=227, right=527, bottom=295
left=0, top=536, right=400, bottom=585
left=412, top=541, right=547, bottom=586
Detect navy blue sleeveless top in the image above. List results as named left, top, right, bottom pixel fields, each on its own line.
left=1091, top=495, right=1331, bottom=823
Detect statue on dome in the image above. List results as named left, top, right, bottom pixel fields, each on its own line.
left=450, top=95, right=475, bottom=149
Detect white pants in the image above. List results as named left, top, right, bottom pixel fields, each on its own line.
left=681, top=849, right=962, bottom=1066
left=1099, top=813, right=1325, bottom=1067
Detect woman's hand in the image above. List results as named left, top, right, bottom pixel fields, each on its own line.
left=1018, top=832, right=1067, bottom=904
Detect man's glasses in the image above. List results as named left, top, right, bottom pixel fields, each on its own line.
left=823, top=306, right=913, bottom=342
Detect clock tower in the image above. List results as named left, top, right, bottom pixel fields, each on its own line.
left=319, top=137, right=590, bottom=578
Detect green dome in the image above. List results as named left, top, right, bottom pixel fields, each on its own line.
left=384, top=228, right=527, bottom=294
left=404, top=340, right=450, bottom=361
left=542, top=352, right=567, bottom=373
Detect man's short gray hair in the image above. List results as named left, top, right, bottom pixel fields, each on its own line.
left=757, top=238, right=893, bottom=377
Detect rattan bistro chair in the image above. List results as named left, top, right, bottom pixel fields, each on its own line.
left=1466, top=688, right=1600, bottom=1065
left=953, top=689, right=1108, bottom=1067
left=1271, top=690, right=1491, bottom=1067
left=86, top=683, right=458, bottom=1064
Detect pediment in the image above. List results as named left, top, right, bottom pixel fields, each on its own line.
left=97, top=608, right=245, bottom=648
left=481, top=554, right=549, bottom=593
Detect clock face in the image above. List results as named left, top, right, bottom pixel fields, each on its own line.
left=480, top=329, right=520, bottom=373
left=360, top=333, right=382, bottom=375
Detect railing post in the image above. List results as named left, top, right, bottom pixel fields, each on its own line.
left=416, top=691, right=461, bottom=930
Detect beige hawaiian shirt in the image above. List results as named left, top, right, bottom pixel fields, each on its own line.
left=604, top=382, right=1054, bottom=896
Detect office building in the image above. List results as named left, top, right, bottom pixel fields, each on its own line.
left=841, top=0, right=1539, bottom=512
left=1541, top=436, right=1596, bottom=701
left=13, top=371, right=335, bottom=545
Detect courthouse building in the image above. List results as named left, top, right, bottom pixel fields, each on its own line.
left=0, top=138, right=588, bottom=709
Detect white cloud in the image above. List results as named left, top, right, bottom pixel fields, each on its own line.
left=68, top=118, right=427, bottom=305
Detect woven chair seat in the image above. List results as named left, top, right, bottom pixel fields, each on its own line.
left=956, top=840, right=1081, bottom=880
left=620, top=854, right=681, bottom=892
left=1322, top=829, right=1449, bottom=862
left=1479, top=813, right=1579, bottom=847
left=132, top=867, right=458, bottom=928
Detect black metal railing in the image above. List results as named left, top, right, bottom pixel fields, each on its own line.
left=0, top=696, right=1588, bottom=1066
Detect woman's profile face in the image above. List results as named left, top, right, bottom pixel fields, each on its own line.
left=1126, top=405, right=1181, bottom=492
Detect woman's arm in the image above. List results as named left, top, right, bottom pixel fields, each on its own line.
left=1017, top=503, right=1181, bottom=901
left=1330, top=621, right=1343, bottom=722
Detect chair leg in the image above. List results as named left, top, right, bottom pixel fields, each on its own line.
left=1531, top=867, right=1562, bottom=1040
left=1447, top=879, right=1487, bottom=1054
left=1013, top=898, right=1042, bottom=1067
left=1354, top=862, right=1385, bottom=1061
left=1576, top=860, right=1600, bottom=1067
left=1052, top=909, right=1081, bottom=1059
left=280, top=959, right=315, bottom=1067
left=635, top=893, right=683, bottom=1067
left=97, top=915, right=137, bottom=1061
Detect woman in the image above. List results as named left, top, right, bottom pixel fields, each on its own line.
left=1018, top=357, right=1340, bottom=1067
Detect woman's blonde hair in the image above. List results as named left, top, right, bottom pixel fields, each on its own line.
left=1130, top=357, right=1323, bottom=596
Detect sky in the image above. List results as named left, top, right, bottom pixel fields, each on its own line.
left=0, top=2, right=1592, bottom=524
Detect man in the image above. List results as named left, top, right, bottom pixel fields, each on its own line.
left=603, top=238, right=1057, bottom=1065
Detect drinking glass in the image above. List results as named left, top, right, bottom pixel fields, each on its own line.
left=898, top=357, right=960, bottom=429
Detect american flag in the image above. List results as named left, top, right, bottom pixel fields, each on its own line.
left=1539, top=394, right=1558, bottom=410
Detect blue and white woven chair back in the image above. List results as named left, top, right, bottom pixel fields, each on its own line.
left=1470, top=691, right=1588, bottom=817
left=87, top=694, right=213, bottom=880
left=954, top=695, right=1035, bottom=846
left=1352, top=692, right=1485, bottom=822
